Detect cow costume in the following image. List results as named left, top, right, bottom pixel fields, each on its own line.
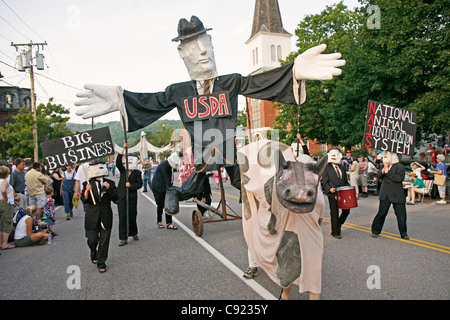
left=238, top=140, right=326, bottom=298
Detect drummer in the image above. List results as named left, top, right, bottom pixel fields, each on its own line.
left=321, top=148, right=352, bottom=239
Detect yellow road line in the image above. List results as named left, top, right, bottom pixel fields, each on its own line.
left=322, top=218, right=450, bottom=254
left=211, top=190, right=240, bottom=200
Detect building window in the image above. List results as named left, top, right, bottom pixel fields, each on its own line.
left=4, top=93, right=12, bottom=108
left=277, top=45, right=282, bottom=60
left=24, top=97, right=31, bottom=109
left=271, top=45, right=276, bottom=61
left=252, top=99, right=261, bottom=129
left=255, top=47, right=258, bottom=64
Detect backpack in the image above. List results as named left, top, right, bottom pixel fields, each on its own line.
left=13, top=207, right=27, bottom=227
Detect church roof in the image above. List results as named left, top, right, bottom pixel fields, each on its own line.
left=249, top=0, right=291, bottom=40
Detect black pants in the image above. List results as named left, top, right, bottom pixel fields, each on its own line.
left=371, top=199, right=407, bottom=237
left=85, top=225, right=112, bottom=269
left=197, top=194, right=212, bottom=216
left=328, top=195, right=350, bottom=236
left=152, top=189, right=172, bottom=225
left=118, top=198, right=138, bottom=240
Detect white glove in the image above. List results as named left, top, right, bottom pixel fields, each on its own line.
left=294, top=44, right=346, bottom=81
left=74, top=84, right=124, bottom=119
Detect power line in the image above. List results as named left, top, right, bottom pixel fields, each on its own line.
left=0, top=59, right=83, bottom=91
left=0, top=15, right=31, bottom=41
left=0, top=0, right=73, bottom=101
left=0, top=0, right=44, bottom=41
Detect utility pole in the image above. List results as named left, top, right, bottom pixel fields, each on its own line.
left=11, top=41, right=47, bottom=163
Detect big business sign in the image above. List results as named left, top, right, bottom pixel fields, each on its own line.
left=41, top=127, right=114, bottom=170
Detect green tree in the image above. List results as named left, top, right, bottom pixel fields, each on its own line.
left=274, top=2, right=360, bottom=147
left=143, top=122, right=175, bottom=160
left=0, top=98, right=72, bottom=159
left=334, top=0, right=449, bottom=145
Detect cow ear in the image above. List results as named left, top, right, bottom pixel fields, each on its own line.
left=275, top=149, right=286, bottom=170
left=311, top=155, right=328, bottom=177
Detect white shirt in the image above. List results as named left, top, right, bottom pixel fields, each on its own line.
left=75, top=162, right=91, bottom=185
left=0, top=178, right=14, bottom=204
left=14, top=215, right=31, bottom=240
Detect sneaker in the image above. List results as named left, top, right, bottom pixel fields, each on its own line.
left=437, top=200, right=446, bottom=204
left=243, top=267, right=258, bottom=279
left=118, top=240, right=128, bottom=246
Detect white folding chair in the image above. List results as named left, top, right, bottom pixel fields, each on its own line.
left=421, top=180, right=434, bottom=204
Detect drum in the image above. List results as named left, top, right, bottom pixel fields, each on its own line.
left=336, top=186, right=358, bottom=209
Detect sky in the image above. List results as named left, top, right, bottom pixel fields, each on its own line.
left=0, top=0, right=361, bottom=125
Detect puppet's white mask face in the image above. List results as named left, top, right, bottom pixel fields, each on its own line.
left=327, top=149, right=342, bottom=164
left=382, top=152, right=399, bottom=164
left=168, top=152, right=183, bottom=169
left=177, top=33, right=218, bottom=81
left=88, top=163, right=108, bottom=178
left=127, top=156, right=139, bottom=171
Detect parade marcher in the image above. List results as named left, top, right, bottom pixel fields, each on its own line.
left=81, top=160, right=118, bottom=273
left=116, top=143, right=143, bottom=246
left=151, top=152, right=182, bottom=230
left=60, top=165, right=76, bottom=220
left=371, top=152, right=409, bottom=239
left=321, top=148, right=351, bottom=239
left=142, top=158, right=152, bottom=192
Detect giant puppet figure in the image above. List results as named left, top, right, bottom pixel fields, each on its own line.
left=74, top=16, right=346, bottom=203
left=74, top=14, right=346, bottom=298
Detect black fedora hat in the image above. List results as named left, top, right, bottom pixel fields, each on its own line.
left=172, top=15, right=212, bottom=42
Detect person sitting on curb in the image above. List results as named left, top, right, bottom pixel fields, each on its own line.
left=14, top=205, right=51, bottom=247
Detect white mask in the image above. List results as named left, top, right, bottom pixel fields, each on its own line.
left=127, top=156, right=139, bottom=171
left=88, top=162, right=108, bottom=178
left=382, top=152, right=399, bottom=164
left=327, top=149, right=342, bottom=164
left=168, top=152, right=183, bottom=169
left=177, top=33, right=218, bottom=81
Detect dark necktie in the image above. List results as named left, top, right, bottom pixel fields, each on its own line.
left=204, top=80, right=210, bottom=94
left=335, top=165, right=341, bottom=180
left=97, top=180, right=102, bottom=195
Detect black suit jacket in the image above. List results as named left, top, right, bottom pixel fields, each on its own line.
left=377, top=163, right=406, bottom=203
left=151, top=160, right=173, bottom=193
left=81, top=178, right=118, bottom=230
left=321, top=163, right=350, bottom=197
left=116, top=153, right=143, bottom=202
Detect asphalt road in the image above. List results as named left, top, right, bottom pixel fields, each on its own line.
left=0, top=173, right=449, bottom=301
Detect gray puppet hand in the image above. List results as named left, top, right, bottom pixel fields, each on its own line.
left=294, top=44, right=346, bottom=81
left=74, top=84, right=123, bottom=119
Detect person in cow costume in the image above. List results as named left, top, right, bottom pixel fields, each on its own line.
left=75, top=15, right=345, bottom=296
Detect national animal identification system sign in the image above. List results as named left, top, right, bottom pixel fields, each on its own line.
left=41, top=127, right=114, bottom=170
left=363, top=100, right=417, bottom=156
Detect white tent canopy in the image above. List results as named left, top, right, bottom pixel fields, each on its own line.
left=114, top=131, right=172, bottom=159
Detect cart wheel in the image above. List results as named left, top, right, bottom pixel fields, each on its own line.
left=192, top=210, right=204, bottom=237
